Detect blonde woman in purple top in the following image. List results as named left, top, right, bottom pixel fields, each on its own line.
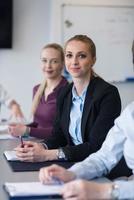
left=8, top=43, right=68, bottom=139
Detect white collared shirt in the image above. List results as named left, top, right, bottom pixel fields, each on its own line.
left=70, top=101, right=134, bottom=199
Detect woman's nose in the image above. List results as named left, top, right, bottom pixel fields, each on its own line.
left=72, top=56, right=78, bottom=66
left=45, top=61, right=51, bottom=68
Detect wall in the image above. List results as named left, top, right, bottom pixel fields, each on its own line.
left=0, top=0, right=133, bottom=120
left=62, top=5, right=134, bottom=82
left=113, top=82, right=134, bottom=109
left=50, top=0, right=134, bottom=110
left=0, top=0, right=51, bottom=118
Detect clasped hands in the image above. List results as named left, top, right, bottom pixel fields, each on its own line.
left=14, top=141, right=58, bottom=162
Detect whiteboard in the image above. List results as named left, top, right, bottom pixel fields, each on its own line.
left=62, top=5, right=134, bottom=82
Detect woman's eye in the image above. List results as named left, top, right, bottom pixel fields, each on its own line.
left=41, top=59, right=47, bottom=63
left=79, top=54, right=87, bottom=58
left=51, top=60, right=59, bottom=64
left=65, top=54, right=72, bottom=58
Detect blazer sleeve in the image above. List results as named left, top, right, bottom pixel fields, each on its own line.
left=62, top=86, right=121, bottom=161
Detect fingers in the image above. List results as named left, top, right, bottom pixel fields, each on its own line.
left=8, top=124, right=26, bottom=137
left=14, top=142, right=35, bottom=162
left=14, top=141, right=42, bottom=162
left=22, top=141, right=34, bottom=146
left=61, top=180, right=87, bottom=200
left=14, top=141, right=34, bottom=149
left=39, top=164, right=75, bottom=185
left=39, top=165, right=63, bottom=184
left=8, top=124, right=17, bottom=135
left=15, top=146, right=34, bottom=162
left=61, top=182, right=78, bottom=200
left=39, top=167, right=52, bottom=184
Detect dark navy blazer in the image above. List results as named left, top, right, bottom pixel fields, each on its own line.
left=45, top=76, right=121, bottom=162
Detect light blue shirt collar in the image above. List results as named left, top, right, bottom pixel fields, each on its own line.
left=72, top=85, right=87, bottom=102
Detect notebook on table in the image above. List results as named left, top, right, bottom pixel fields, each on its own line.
left=3, top=150, right=75, bottom=172
left=4, top=182, right=62, bottom=199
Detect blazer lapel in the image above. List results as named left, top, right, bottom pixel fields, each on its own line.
left=62, top=86, right=72, bottom=135
left=81, top=79, right=95, bottom=140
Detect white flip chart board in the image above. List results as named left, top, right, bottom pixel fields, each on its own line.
left=63, top=5, right=134, bottom=82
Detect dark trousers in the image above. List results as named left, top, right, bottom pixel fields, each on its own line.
left=107, top=156, right=132, bottom=180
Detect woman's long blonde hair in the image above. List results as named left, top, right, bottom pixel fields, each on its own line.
left=30, top=43, right=64, bottom=117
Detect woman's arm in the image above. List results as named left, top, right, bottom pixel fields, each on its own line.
left=29, top=126, right=53, bottom=139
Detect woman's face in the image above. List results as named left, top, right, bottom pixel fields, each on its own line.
left=40, top=48, right=63, bottom=79
left=65, top=40, right=95, bottom=79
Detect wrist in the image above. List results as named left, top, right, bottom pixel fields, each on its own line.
left=56, top=148, right=68, bottom=161
left=45, top=149, right=58, bottom=161
left=23, top=126, right=30, bottom=137
left=98, top=183, right=113, bottom=199
left=110, top=183, right=120, bottom=200
left=101, top=183, right=120, bottom=200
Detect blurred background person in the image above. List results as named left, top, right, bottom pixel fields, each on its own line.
left=8, top=43, right=68, bottom=139
left=0, top=84, right=24, bottom=120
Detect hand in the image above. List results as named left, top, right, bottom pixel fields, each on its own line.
left=39, top=164, right=76, bottom=184
left=14, top=141, right=47, bottom=162
left=61, top=180, right=112, bottom=200
left=14, top=141, right=58, bottom=162
left=8, top=124, right=27, bottom=137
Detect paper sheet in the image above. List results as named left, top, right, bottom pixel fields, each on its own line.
left=4, top=182, right=62, bottom=197
left=0, top=134, right=15, bottom=140
left=4, top=150, right=19, bottom=161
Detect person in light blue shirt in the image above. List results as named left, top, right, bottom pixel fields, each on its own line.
left=39, top=40, right=134, bottom=200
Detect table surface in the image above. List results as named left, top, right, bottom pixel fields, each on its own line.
left=0, top=133, right=62, bottom=200
left=0, top=132, right=111, bottom=200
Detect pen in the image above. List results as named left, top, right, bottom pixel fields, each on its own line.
left=20, top=136, right=24, bottom=148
